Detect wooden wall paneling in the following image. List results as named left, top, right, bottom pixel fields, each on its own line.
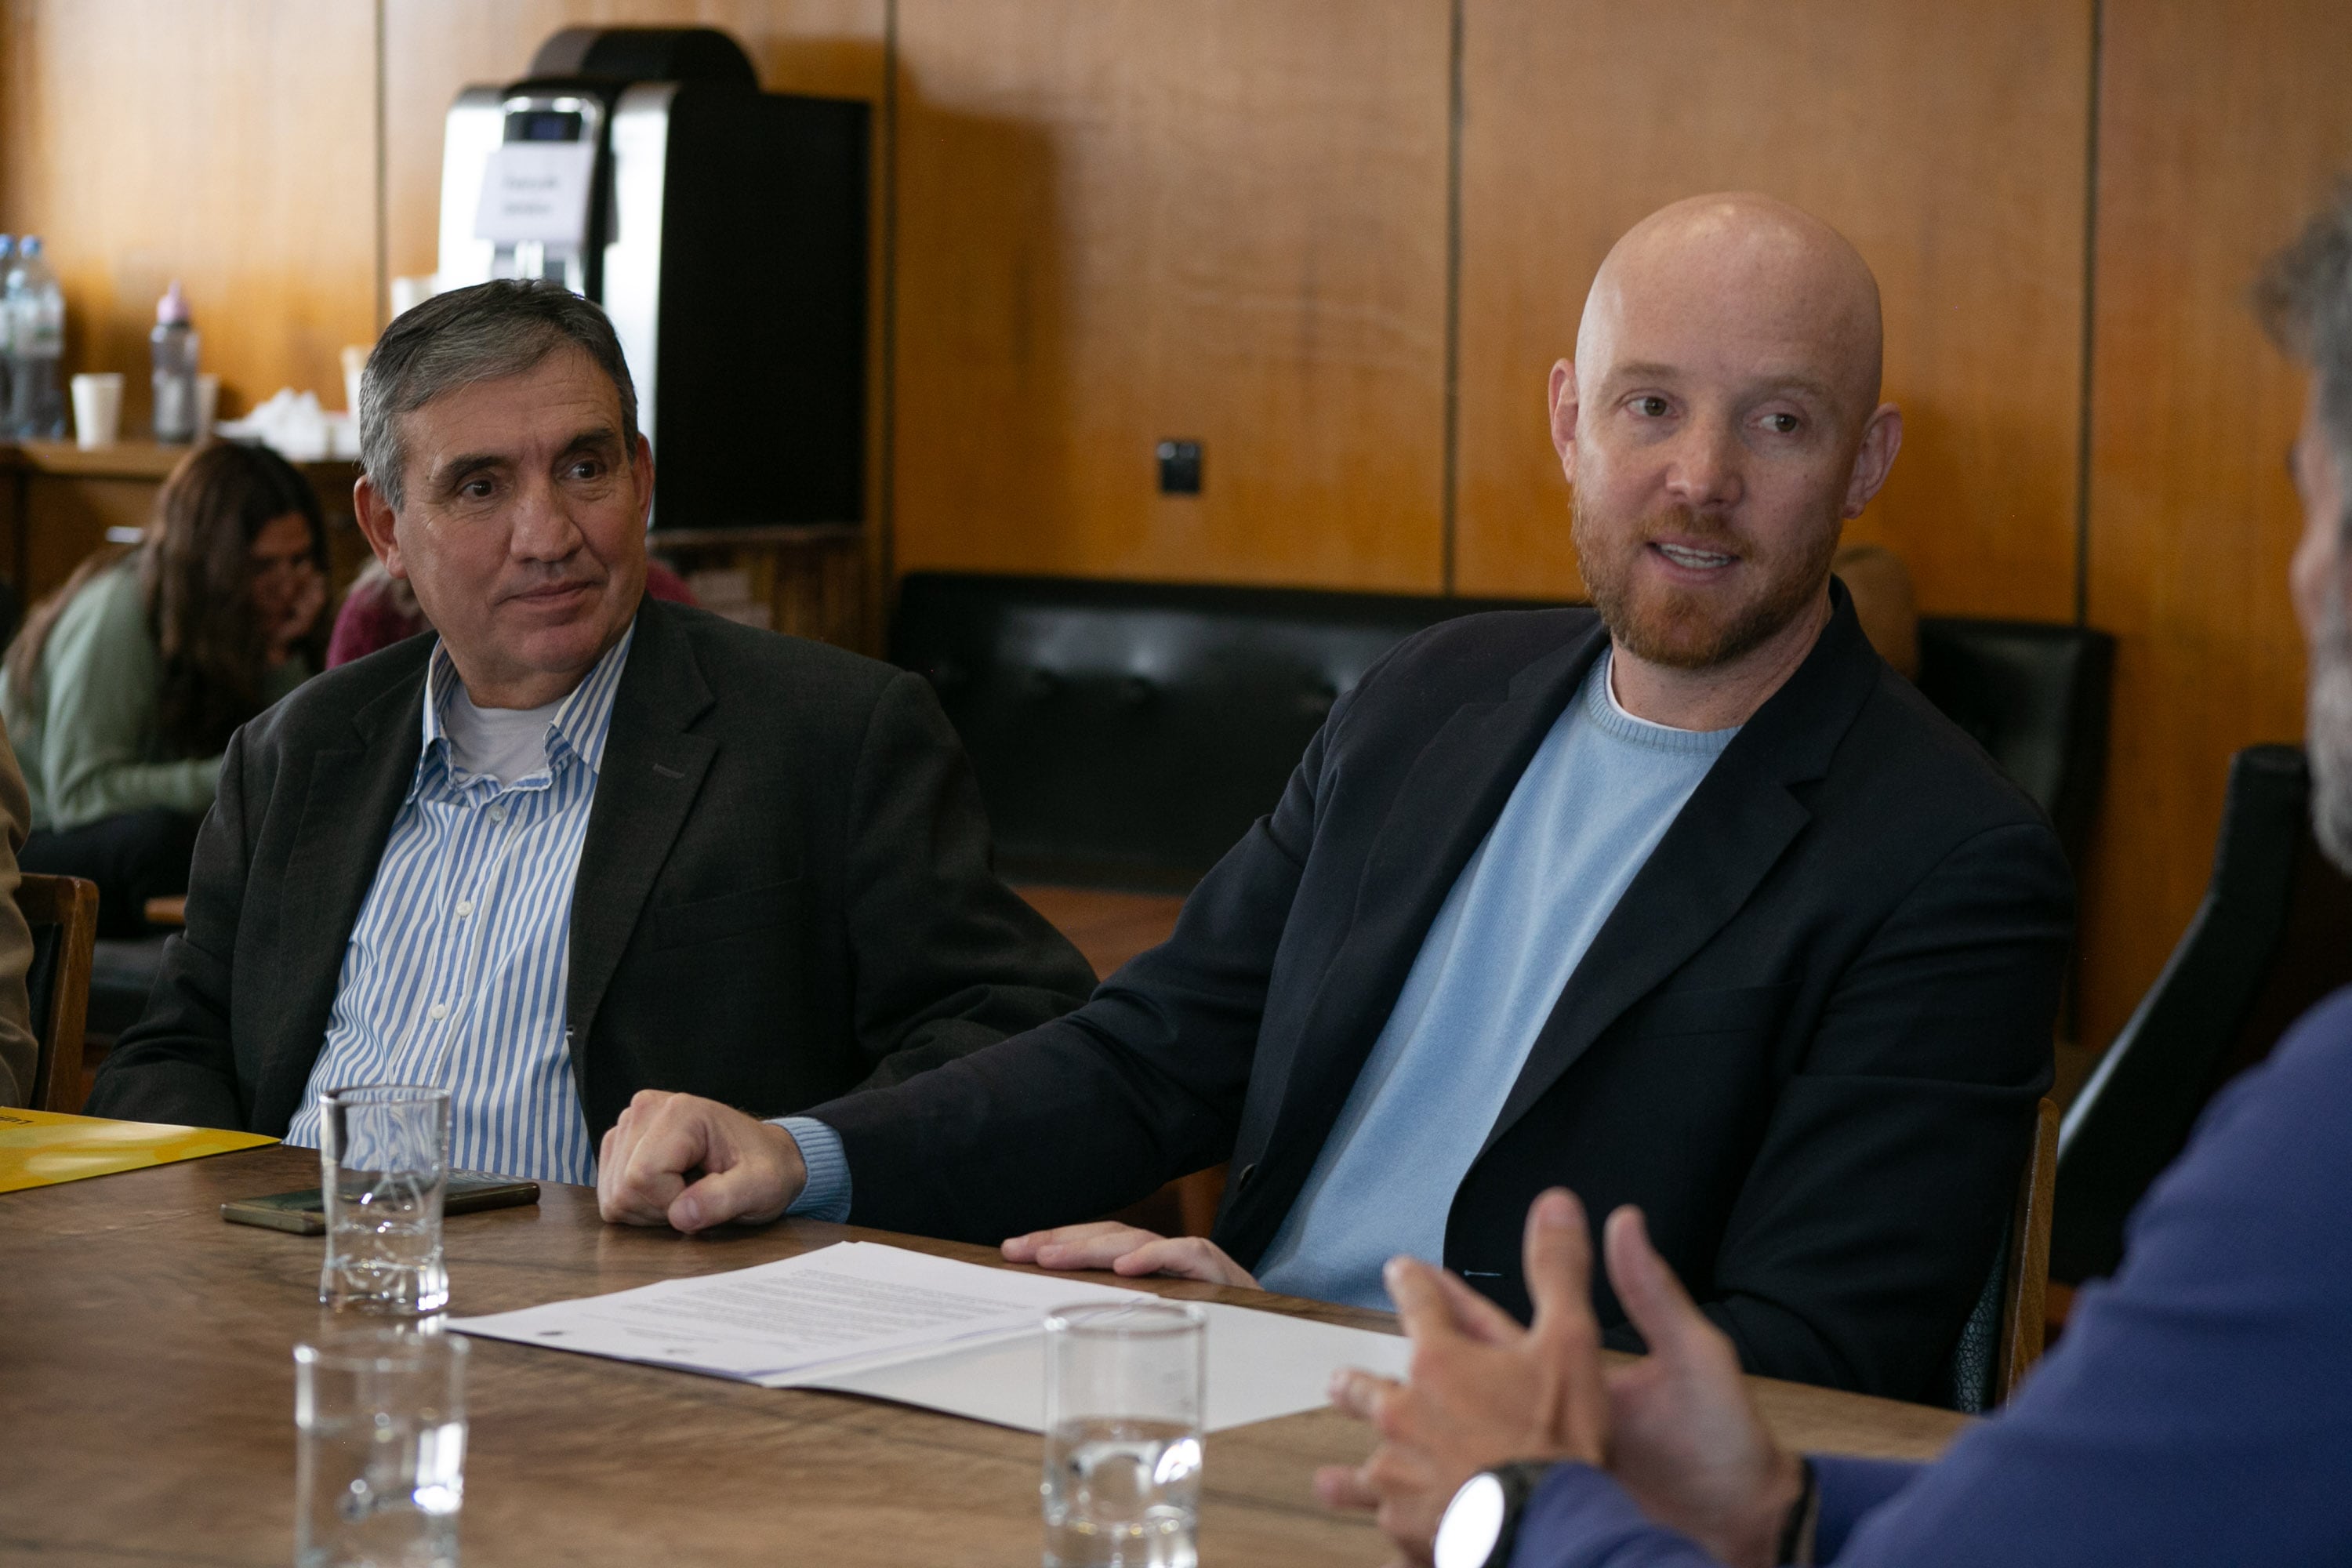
left=0, top=0, right=379, bottom=429
left=2076, top=1, right=2352, bottom=1048
left=890, top=0, right=1452, bottom=593
left=1453, top=0, right=2093, bottom=619
left=18, top=475, right=149, bottom=600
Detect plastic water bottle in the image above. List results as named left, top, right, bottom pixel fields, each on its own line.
left=5, top=236, right=65, bottom=438
left=0, top=238, right=15, bottom=426
left=151, top=280, right=200, bottom=442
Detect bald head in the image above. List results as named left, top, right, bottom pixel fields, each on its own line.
left=1549, top=194, right=1904, bottom=724
left=1578, top=193, right=1884, bottom=422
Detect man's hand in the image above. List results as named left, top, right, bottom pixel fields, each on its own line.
left=1001, top=1221, right=1260, bottom=1287
left=1316, top=1189, right=1610, bottom=1564
left=596, top=1090, right=807, bottom=1232
left=1597, top=1207, right=1802, bottom=1568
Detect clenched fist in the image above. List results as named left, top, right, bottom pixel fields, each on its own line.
left=596, top=1090, right=810, bottom=1232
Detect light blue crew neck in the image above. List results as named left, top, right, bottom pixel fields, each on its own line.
left=1252, top=649, right=1737, bottom=1308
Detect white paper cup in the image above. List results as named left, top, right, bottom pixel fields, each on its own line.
left=194, top=373, right=220, bottom=442
left=71, top=372, right=124, bottom=449
left=341, top=345, right=368, bottom=416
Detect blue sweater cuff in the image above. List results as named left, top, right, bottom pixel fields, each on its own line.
left=1810, top=1454, right=1921, bottom=1561
left=772, top=1116, right=852, bottom=1222
left=1507, top=1461, right=1722, bottom=1568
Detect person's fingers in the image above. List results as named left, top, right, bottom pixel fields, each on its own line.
left=1111, top=1236, right=1257, bottom=1287
left=608, top=1098, right=710, bottom=1225
left=1034, top=1228, right=1164, bottom=1270
left=1327, top=1367, right=1403, bottom=1423
left=1602, top=1206, right=1713, bottom=1360
left=1313, top=1462, right=1381, bottom=1512
left=1433, top=1267, right=1525, bottom=1345
left=1523, top=1188, right=1595, bottom=1333
left=668, top=1127, right=790, bottom=1232
left=1384, top=1257, right=1465, bottom=1348
left=1003, top=1221, right=1152, bottom=1265
left=596, top=1095, right=671, bottom=1223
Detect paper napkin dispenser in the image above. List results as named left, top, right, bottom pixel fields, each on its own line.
left=437, top=27, right=869, bottom=529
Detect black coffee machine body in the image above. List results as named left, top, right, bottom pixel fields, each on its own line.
left=437, top=27, right=869, bottom=529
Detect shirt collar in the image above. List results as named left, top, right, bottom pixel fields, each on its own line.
left=416, top=623, right=637, bottom=790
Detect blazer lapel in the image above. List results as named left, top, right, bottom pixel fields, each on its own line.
left=1473, top=590, right=1886, bottom=1158
left=1239, top=619, right=1610, bottom=1213
left=263, top=669, right=427, bottom=1103
left=564, top=601, right=717, bottom=1046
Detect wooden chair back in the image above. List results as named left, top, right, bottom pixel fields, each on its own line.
left=1994, top=1094, right=2062, bottom=1397
left=17, top=873, right=100, bottom=1114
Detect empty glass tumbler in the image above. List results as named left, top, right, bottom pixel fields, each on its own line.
left=293, top=1326, right=467, bottom=1568
left=1042, top=1301, right=1207, bottom=1568
left=319, top=1085, right=452, bottom=1314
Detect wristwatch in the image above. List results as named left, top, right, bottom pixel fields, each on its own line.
left=1432, top=1461, right=1555, bottom=1568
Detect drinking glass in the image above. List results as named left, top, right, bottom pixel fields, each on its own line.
left=1041, top=1301, right=1206, bottom=1568
left=319, top=1086, right=451, bottom=1315
left=293, top=1326, right=467, bottom=1568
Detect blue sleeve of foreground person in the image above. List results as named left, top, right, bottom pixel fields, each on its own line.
left=1505, top=986, right=2352, bottom=1568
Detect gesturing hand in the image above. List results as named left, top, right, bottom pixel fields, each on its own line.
left=1317, top=1189, right=1610, bottom=1564
left=596, top=1090, right=808, bottom=1232
left=1596, top=1207, right=1802, bottom=1568
left=1001, top=1221, right=1260, bottom=1288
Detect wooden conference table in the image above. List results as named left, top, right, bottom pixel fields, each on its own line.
left=2, top=1145, right=1970, bottom=1566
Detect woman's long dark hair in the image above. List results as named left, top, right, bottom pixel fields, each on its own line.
left=4, top=441, right=328, bottom=757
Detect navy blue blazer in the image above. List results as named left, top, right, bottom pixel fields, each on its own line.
left=1510, top=984, right=2352, bottom=1566
left=813, top=589, right=2074, bottom=1399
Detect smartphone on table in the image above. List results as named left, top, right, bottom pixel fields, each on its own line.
left=220, top=1173, right=540, bottom=1235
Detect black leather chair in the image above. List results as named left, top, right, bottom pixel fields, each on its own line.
left=891, top=573, right=1543, bottom=888
left=1915, top=617, right=2114, bottom=873
left=892, top=572, right=2118, bottom=888
left=2051, top=744, right=2352, bottom=1285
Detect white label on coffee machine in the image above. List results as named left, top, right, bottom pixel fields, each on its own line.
left=474, top=142, right=596, bottom=246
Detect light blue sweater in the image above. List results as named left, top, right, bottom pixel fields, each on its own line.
left=1253, top=652, right=1737, bottom=1308
left=780, top=653, right=1737, bottom=1295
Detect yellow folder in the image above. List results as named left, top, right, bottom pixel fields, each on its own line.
left=0, top=1107, right=276, bottom=1194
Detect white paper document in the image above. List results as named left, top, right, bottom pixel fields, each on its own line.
left=448, top=1241, right=1410, bottom=1432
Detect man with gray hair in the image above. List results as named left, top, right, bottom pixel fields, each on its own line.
left=86, top=279, right=1094, bottom=1185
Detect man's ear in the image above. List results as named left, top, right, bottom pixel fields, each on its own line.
left=353, top=474, right=407, bottom=579
left=1841, top=402, right=1905, bottom=520
left=630, top=432, right=656, bottom=532
left=1549, top=359, right=1581, bottom=484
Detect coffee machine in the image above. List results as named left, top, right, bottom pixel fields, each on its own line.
left=437, top=27, right=868, bottom=528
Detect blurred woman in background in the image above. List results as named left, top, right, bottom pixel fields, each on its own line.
left=0, top=441, right=327, bottom=935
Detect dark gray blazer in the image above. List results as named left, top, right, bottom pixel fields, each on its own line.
left=85, top=597, right=1095, bottom=1138
left=811, top=590, right=2075, bottom=1400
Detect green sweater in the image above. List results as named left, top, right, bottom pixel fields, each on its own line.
left=0, top=560, right=310, bottom=833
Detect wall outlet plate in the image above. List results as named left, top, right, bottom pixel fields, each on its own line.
left=1156, top=438, right=1203, bottom=495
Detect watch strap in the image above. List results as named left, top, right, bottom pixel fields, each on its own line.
left=1479, top=1460, right=1555, bottom=1568
left=1776, top=1457, right=1820, bottom=1566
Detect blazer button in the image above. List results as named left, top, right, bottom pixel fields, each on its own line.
left=1234, top=1163, right=1258, bottom=1190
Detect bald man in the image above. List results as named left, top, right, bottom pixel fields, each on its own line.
left=597, top=195, right=2073, bottom=1400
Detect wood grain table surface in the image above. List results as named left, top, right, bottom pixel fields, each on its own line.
left=1, top=1145, right=1969, bottom=1566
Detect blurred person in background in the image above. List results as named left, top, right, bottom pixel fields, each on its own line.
left=0, top=442, right=327, bottom=936
left=329, top=552, right=696, bottom=667
left=0, top=712, right=39, bottom=1106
